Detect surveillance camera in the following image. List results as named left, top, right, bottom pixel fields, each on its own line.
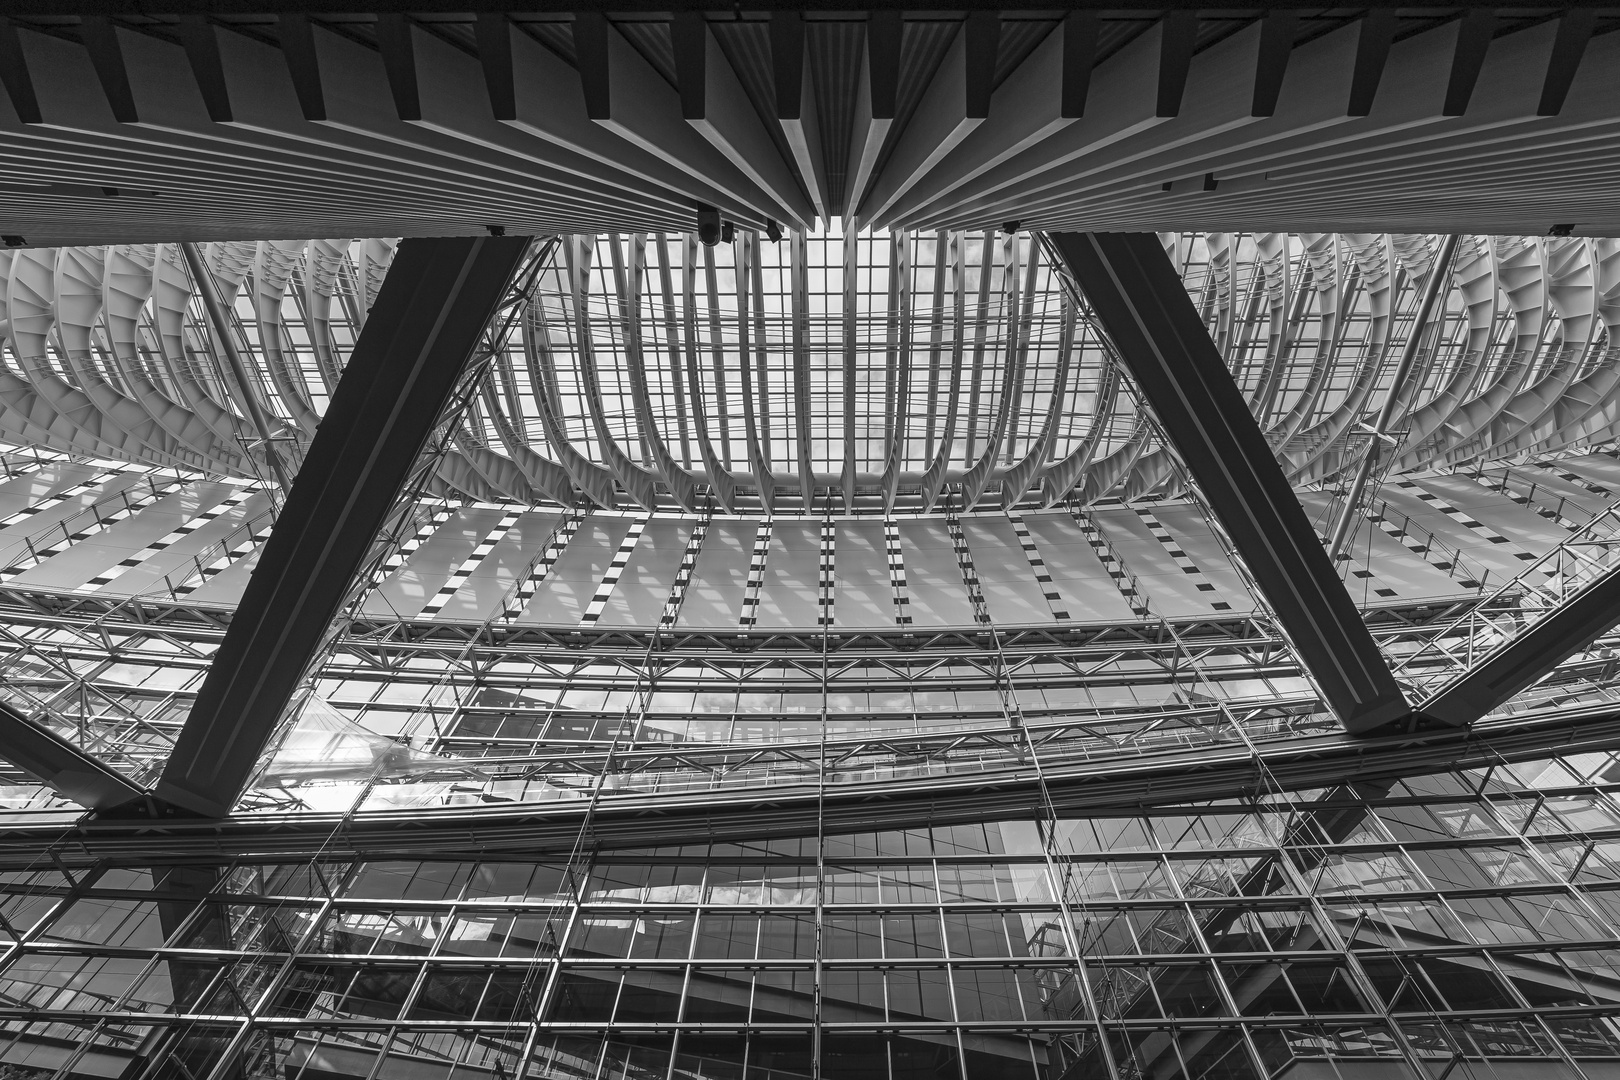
left=721, top=222, right=735, bottom=245
left=766, top=221, right=784, bottom=243
left=697, top=206, right=721, bottom=247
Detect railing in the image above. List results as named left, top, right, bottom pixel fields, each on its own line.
left=0, top=469, right=175, bottom=571
left=1478, top=468, right=1612, bottom=535
left=138, top=508, right=275, bottom=602
left=1362, top=497, right=1491, bottom=592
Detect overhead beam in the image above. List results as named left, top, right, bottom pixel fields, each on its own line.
left=1347, top=9, right=1397, bottom=116
left=0, top=701, right=145, bottom=811
left=374, top=12, right=422, bottom=122
left=868, top=13, right=1092, bottom=228
left=1046, top=231, right=1409, bottom=735
left=771, top=11, right=828, bottom=220
left=1443, top=9, right=1495, bottom=117
left=855, top=11, right=1000, bottom=225
left=1420, top=562, right=1620, bottom=727
left=355, top=19, right=739, bottom=229
left=1539, top=8, right=1595, bottom=116
left=880, top=15, right=1209, bottom=231
left=1251, top=12, right=1298, bottom=118
left=176, top=15, right=231, bottom=123
left=78, top=15, right=138, bottom=123
left=153, top=235, right=531, bottom=818
left=277, top=13, right=326, bottom=121
left=572, top=11, right=784, bottom=228
left=673, top=12, right=814, bottom=227
left=0, top=17, right=42, bottom=124
left=1155, top=10, right=1198, bottom=117
left=473, top=12, right=516, bottom=121
left=844, top=10, right=901, bottom=218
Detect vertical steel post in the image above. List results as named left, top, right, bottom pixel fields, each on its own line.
left=1327, top=233, right=1460, bottom=558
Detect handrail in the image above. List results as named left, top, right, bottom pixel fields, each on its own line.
left=1364, top=496, right=1490, bottom=592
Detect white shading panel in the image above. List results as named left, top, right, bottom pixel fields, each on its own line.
left=1379, top=482, right=1545, bottom=579
left=599, top=518, right=694, bottom=628
left=177, top=512, right=278, bottom=601
left=1139, top=505, right=1255, bottom=614
left=1019, top=511, right=1138, bottom=623
left=4, top=477, right=193, bottom=581
left=581, top=515, right=650, bottom=625
left=11, top=481, right=214, bottom=591
left=1506, top=465, right=1612, bottom=522
left=97, top=489, right=272, bottom=600
left=0, top=462, right=89, bottom=520
left=755, top=520, right=821, bottom=628
left=959, top=515, right=1056, bottom=625
left=77, top=482, right=263, bottom=592
left=1554, top=452, right=1620, bottom=490
left=1005, top=511, right=1069, bottom=619
left=422, top=509, right=525, bottom=618
left=1089, top=508, right=1229, bottom=617
left=522, top=514, right=634, bottom=625
left=835, top=519, right=893, bottom=628
left=1409, top=474, right=1569, bottom=560
left=679, top=519, right=757, bottom=628
left=430, top=511, right=564, bottom=623
left=896, top=519, right=978, bottom=627
left=362, top=507, right=508, bottom=620
left=185, top=544, right=263, bottom=606
left=1294, top=490, right=1467, bottom=604
left=658, top=515, right=710, bottom=629
left=0, top=470, right=146, bottom=568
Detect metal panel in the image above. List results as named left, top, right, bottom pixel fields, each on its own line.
left=756, top=520, right=820, bottom=628
left=679, top=519, right=755, bottom=628
left=834, top=519, right=892, bottom=628
left=1047, top=231, right=1408, bottom=734
left=362, top=506, right=500, bottom=620
left=1019, top=510, right=1138, bottom=623
left=959, top=516, right=1050, bottom=625
left=599, top=518, right=693, bottom=628
left=1090, top=507, right=1220, bottom=616
left=523, top=514, right=632, bottom=626
left=896, top=519, right=978, bottom=627
left=433, top=510, right=564, bottom=624
left=1147, top=506, right=1257, bottom=613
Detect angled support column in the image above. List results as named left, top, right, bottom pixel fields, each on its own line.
left=181, top=242, right=294, bottom=490
left=153, top=236, right=531, bottom=817
left=0, top=701, right=145, bottom=810
left=1046, top=232, right=1409, bottom=734
left=1420, top=563, right=1620, bottom=727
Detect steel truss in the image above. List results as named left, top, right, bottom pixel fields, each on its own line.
left=9, top=231, right=1619, bottom=516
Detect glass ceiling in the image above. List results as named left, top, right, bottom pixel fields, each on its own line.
left=528, top=227, right=1086, bottom=484
left=5, top=227, right=1610, bottom=515
left=0, top=227, right=1616, bottom=821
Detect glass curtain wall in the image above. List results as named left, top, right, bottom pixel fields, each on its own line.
left=3, top=748, right=1620, bottom=1079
